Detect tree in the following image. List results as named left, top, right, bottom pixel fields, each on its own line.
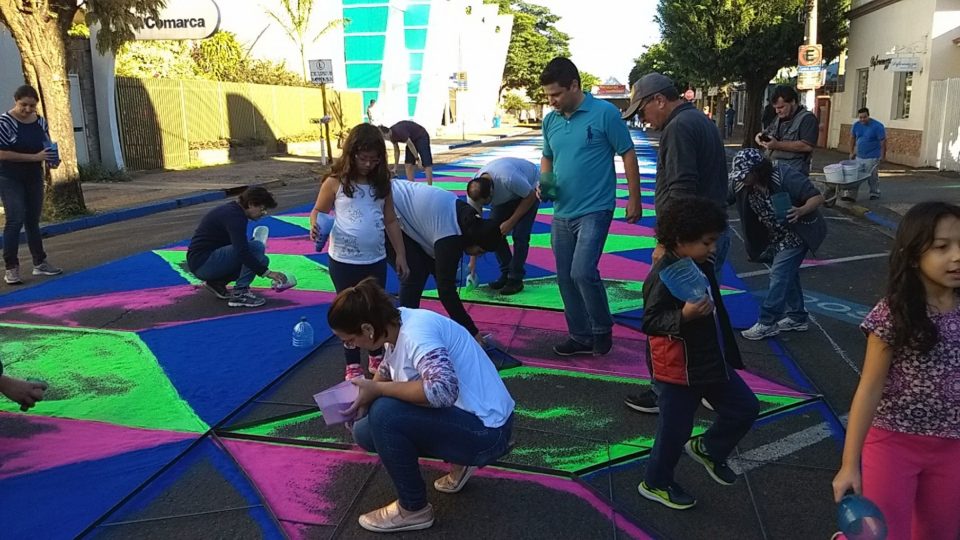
left=116, top=40, right=201, bottom=79
left=629, top=42, right=690, bottom=90
left=262, top=0, right=346, bottom=81
left=0, top=0, right=164, bottom=218
left=500, top=92, right=527, bottom=115
left=656, top=0, right=848, bottom=147
left=486, top=0, right=571, bottom=100
left=191, top=31, right=247, bottom=82
left=580, top=72, right=601, bottom=93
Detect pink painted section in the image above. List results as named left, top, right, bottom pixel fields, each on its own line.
left=599, top=254, right=652, bottom=282
left=223, top=438, right=378, bottom=531
left=0, top=285, right=337, bottom=331
left=608, top=220, right=656, bottom=237
left=0, top=413, right=194, bottom=480
left=165, top=237, right=317, bottom=255
left=522, top=247, right=558, bottom=274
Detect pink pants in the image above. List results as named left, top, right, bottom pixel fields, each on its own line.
left=862, top=427, right=960, bottom=540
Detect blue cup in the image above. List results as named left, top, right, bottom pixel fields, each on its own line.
left=44, top=141, right=60, bottom=168
left=837, top=495, right=887, bottom=540
left=539, top=171, right=557, bottom=201
left=771, top=192, right=792, bottom=222
left=314, top=213, right=334, bottom=252
left=658, top=257, right=709, bottom=302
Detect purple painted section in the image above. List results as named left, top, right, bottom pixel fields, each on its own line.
left=0, top=285, right=336, bottom=331
left=0, top=413, right=194, bottom=480
left=165, top=236, right=317, bottom=255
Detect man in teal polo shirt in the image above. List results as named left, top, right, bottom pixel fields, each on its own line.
left=540, top=57, right=643, bottom=357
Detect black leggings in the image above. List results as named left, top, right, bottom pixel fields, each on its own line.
left=328, top=258, right=387, bottom=365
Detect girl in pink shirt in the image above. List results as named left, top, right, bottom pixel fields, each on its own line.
left=833, top=202, right=960, bottom=540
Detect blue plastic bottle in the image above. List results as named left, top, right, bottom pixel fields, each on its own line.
left=838, top=495, right=887, bottom=540
left=292, top=316, right=314, bottom=348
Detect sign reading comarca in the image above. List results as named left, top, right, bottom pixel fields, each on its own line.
left=133, top=0, right=220, bottom=41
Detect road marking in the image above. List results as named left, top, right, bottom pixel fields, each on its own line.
left=736, top=252, right=888, bottom=278
left=809, top=313, right=862, bottom=374
left=731, top=414, right=848, bottom=474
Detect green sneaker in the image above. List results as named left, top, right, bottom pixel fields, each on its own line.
left=637, top=481, right=696, bottom=510
left=685, top=438, right=737, bottom=485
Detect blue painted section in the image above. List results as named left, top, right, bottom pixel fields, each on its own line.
left=749, top=288, right=874, bottom=326
left=138, top=305, right=333, bottom=427
left=0, top=439, right=194, bottom=539
left=0, top=251, right=189, bottom=308
left=0, top=191, right=225, bottom=251
left=101, top=437, right=284, bottom=538
left=863, top=211, right=898, bottom=231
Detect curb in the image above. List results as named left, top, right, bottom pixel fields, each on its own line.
left=831, top=201, right=899, bottom=235
left=0, top=190, right=226, bottom=251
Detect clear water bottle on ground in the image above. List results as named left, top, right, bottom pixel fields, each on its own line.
left=292, top=316, right=314, bottom=348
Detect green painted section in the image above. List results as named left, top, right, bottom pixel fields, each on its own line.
left=426, top=277, right=646, bottom=313
left=346, top=64, right=383, bottom=89
left=527, top=232, right=659, bottom=252
left=429, top=181, right=469, bottom=191
left=501, top=365, right=649, bottom=385
left=154, top=248, right=336, bottom=293
left=404, top=28, right=427, bottom=49
left=514, top=406, right=587, bottom=421
left=404, top=4, right=431, bottom=26
left=536, top=207, right=657, bottom=218
left=273, top=215, right=311, bottom=230
left=231, top=411, right=344, bottom=444
left=152, top=250, right=201, bottom=285
left=0, top=324, right=207, bottom=433
left=409, top=52, right=424, bottom=71
left=344, top=36, right=387, bottom=62
left=344, top=7, right=389, bottom=33
left=433, top=171, right=477, bottom=179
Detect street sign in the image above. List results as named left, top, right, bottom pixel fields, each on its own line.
left=133, top=0, right=220, bottom=40
left=797, top=70, right=824, bottom=90
left=308, top=59, right=334, bottom=84
left=798, top=44, right=823, bottom=67
left=797, top=65, right=822, bottom=73
left=889, top=57, right=921, bottom=72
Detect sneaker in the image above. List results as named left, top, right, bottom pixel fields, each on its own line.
left=227, top=290, right=266, bottom=308
left=203, top=280, right=231, bottom=300
left=488, top=274, right=508, bottom=290
left=701, top=397, right=715, bottom=411
left=358, top=501, right=434, bottom=533
left=368, top=353, right=383, bottom=373
left=637, top=481, right=696, bottom=510
left=741, top=322, right=780, bottom=340
left=869, top=192, right=881, bottom=200
left=685, top=438, right=737, bottom=485
left=776, top=317, right=809, bottom=332
left=553, top=338, right=593, bottom=356
left=345, top=363, right=365, bottom=381
left=624, top=390, right=659, bottom=413
left=500, top=279, right=524, bottom=295
left=4, top=268, right=23, bottom=285
left=32, top=261, right=62, bottom=276
left=593, top=333, right=612, bottom=356
left=433, top=465, right=477, bottom=494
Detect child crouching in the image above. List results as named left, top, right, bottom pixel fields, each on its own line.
left=639, top=196, right=760, bottom=510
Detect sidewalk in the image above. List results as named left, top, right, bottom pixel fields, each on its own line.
left=0, top=126, right=534, bottom=247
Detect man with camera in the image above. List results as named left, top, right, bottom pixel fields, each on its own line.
left=755, top=85, right=818, bottom=176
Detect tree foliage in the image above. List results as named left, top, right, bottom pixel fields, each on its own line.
left=116, top=40, right=201, bottom=79
left=0, top=0, right=166, bottom=217
left=262, top=0, right=346, bottom=81
left=629, top=42, right=690, bottom=90
left=486, top=0, right=571, bottom=101
left=580, top=72, right=601, bottom=92
left=655, top=0, right=848, bottom=146
left=192, top=30, right=247, bottom=81
left=500, top=92, right=527, bottom=114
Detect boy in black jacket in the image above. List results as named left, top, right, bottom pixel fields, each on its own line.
left=639, top=197, right=760, bottom=510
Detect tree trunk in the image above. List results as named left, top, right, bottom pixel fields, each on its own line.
left=0, top=1, right=86, bottom=219
left=741, top=76, right=768, bottom=149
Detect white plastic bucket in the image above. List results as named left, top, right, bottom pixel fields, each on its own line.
left=840, top=160, right=860, bottom=184
left=824, top=164, right=844, bottom=184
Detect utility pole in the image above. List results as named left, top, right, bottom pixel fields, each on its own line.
left=803, top=0, right=818, bottom=111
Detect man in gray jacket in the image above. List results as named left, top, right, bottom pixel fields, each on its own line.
left=620, top=72, right=730, bottom=415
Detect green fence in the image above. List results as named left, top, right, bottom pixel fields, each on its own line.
left=115, top=77, right=363, bottom=170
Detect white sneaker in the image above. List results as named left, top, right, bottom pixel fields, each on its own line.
left=741, top=322, right=780, bottom=340
left=776, top=317, right=809, bottom=332
left=4, top=267, right=22, bottom=284
left=32, top=260, right=62, bottom=276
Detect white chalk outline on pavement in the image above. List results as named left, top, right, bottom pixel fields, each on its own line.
left=736, top=252, right=889, bottom=279
left=730, top=414, right=849, bottom=474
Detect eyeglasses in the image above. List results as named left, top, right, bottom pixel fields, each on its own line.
left=354, top=155, right=381, bottom=166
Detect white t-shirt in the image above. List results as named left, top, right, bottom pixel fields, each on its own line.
left=390, top=179, right=461, bottom=258
left=329, top=183, right=386, bottom=265
left=474, top=157, right=539, bottom=207
left=383, top=308, right=515, bottom=428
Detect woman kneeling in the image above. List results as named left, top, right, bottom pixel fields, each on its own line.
left=328, top=278, right=515, bottom=533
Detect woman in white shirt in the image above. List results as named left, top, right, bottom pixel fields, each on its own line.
left=328, top=278, right=515, bottom=533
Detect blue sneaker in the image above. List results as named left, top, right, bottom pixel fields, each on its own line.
left=637, top=481, right=696, bottom=510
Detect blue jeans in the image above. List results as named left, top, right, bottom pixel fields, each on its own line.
left=192, top=240, right=268, bottom=290
left=551, top=210, right=614, bottom=344
left=842, top=157, right=881, bottom=199
left=489, top=198, right=538, bottom=280
left=0, top=175, right=46, bottom=270
left=645, top=368, right=760, bottom=488
left=328, top=258, right=387, bottom=365
left=353, top=397, right=513, bottom=511
left=759, top=245, right=808, bottom=325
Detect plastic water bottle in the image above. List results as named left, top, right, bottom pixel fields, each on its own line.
left=837, top=495, right=887, bottom=540
left=292, top=316, right=314, bottom=348
left=252, top=225, right=269, bottom=246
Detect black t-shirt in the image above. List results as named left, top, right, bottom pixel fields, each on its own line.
left=389, top=120, right=429, bottom=143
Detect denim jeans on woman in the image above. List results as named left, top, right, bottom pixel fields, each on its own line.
left=0, top=175, right=46, bottom=270
left=192, top=240, right=268, bottom=290
left=328, top=258, right=387, bottom=365
left=551, top=210, right=614, bottom=344
left=758, top=245, right=808, bottom=325
left=353, top=397, right=513, bottom=511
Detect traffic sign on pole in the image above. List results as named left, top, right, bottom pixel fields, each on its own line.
left=798, top=44, right=823, bottom=67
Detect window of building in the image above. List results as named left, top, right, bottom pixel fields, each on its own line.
left=893, top=71, right=913, bottom=119
left=854, top=68, right=869, bottom=116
